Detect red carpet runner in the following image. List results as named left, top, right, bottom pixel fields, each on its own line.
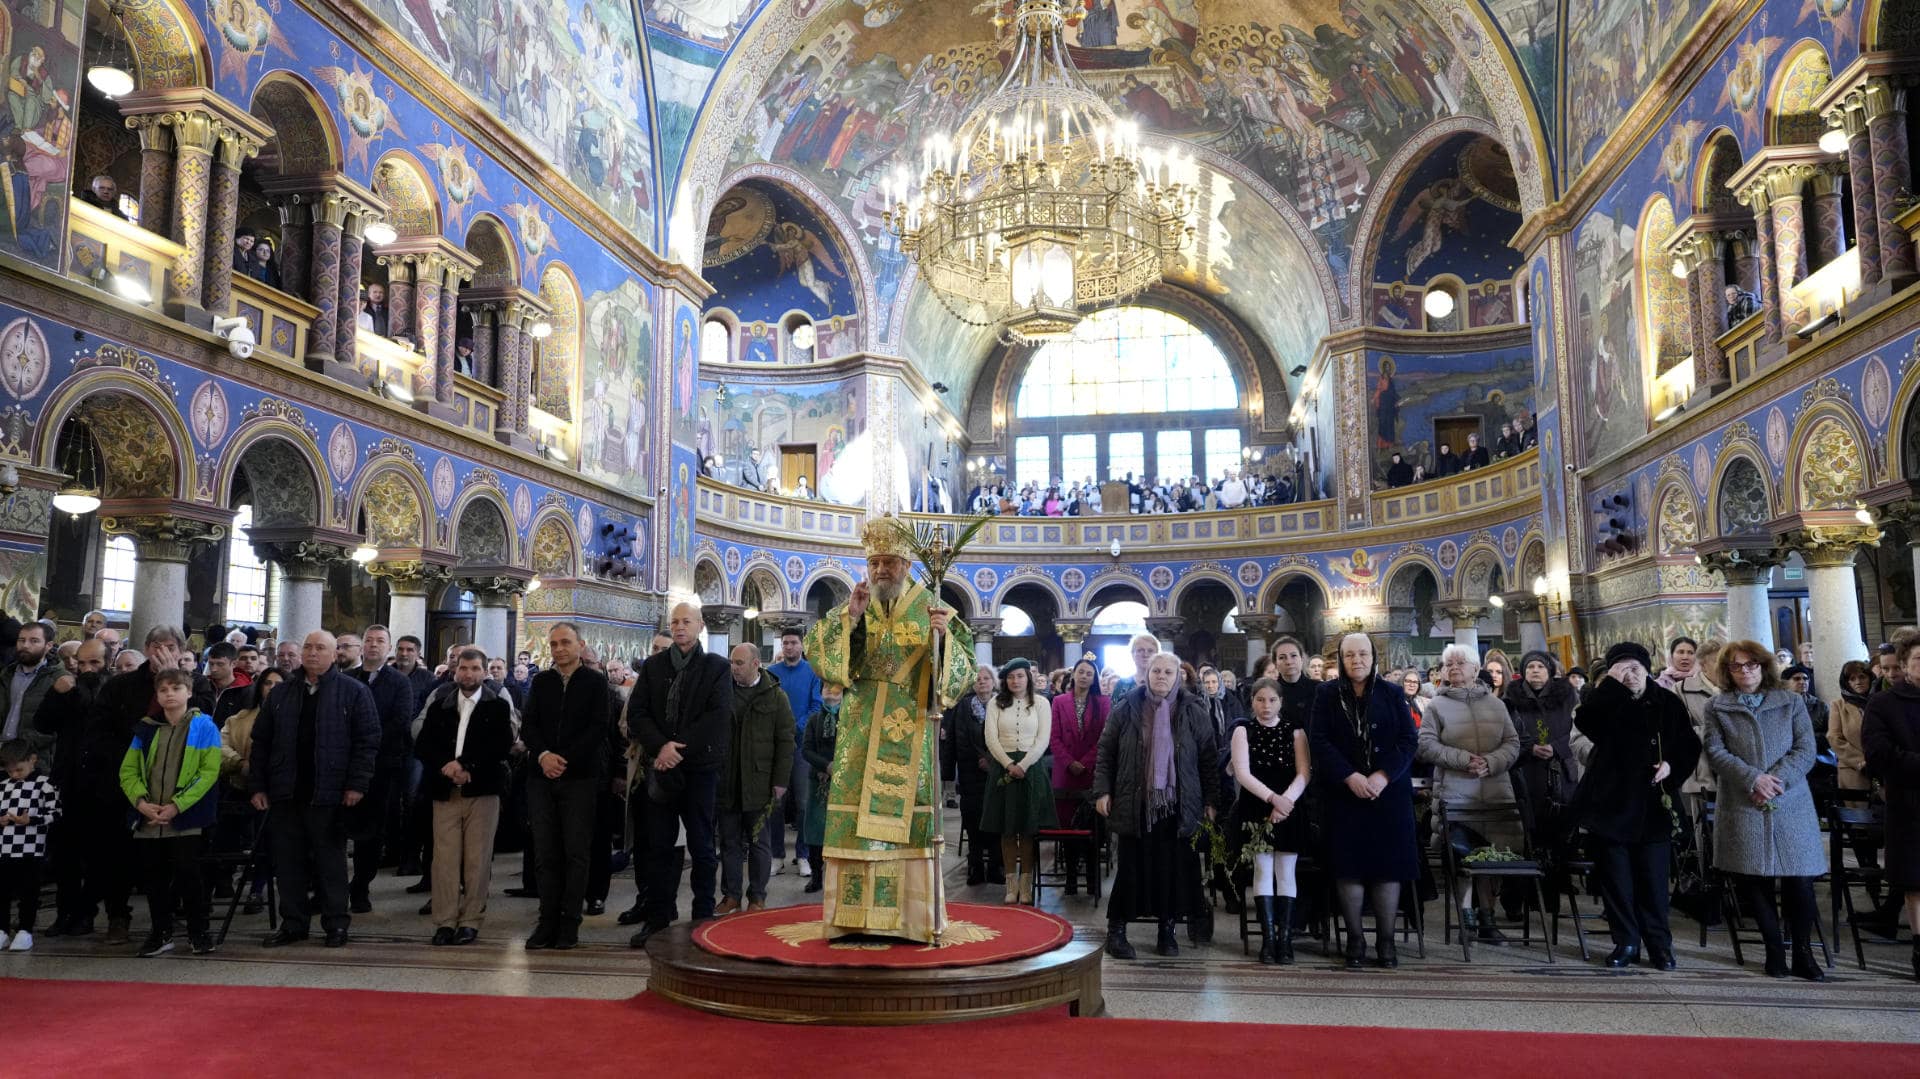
left=692, top=901, right=1073, bottom=967
left=9, top=978, right=1916, bottom=1078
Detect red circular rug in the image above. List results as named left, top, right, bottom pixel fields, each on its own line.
left=692, top=903, right=1074, bottom=969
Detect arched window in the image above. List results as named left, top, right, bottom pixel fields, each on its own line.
left=226, top=504, right=271, bottom=624
left=1006, top=305, right=1249, bottom=490
left=100, top=535, right=137, bottom=615
left=702, top=318, right=730, bottom=366
left=998, top=604, right=1035, bottom=636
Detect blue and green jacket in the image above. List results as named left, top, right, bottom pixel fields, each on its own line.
left=119, top=710, right=224, bottom=832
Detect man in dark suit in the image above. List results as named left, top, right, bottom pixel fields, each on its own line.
left=414, top=647, right=515, bottom=945
left=625, top=602, right=732, bottom=947
left=521, top=622, right=612, bottom=950
left=250, top=631, right=380, bottom=948
left=1463, top=432, right=1491, bottom=470
left=362, top=282, right=391, bottom=337
left=341, top=625, right=416, bottom=913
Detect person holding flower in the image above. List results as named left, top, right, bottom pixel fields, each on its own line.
left=1569, top=641, right=1699, bottom=971
left=1703, top=640, right=1826, bottom=981
left=1231, top=678, right=1310, bottom=963
left=980, top=658, right=1054, bottom=904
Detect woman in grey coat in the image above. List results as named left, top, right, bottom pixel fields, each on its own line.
left=1417, top=644, right=1523, bottom=942
left=1702, top=641, right=1826, bottom=981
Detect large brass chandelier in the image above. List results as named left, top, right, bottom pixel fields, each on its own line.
left=881, top=0, right=1199, bottom=341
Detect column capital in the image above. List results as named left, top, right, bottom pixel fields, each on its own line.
left=1693, top=536, right=1785, bottom=586
left=1053, top=618, right=1093, bottom=644
left=1809, top=165, right=1848, bottom=199
left=367, top=557, right=456, bottom=596
left=99, top=510, right=227, bottom=563
left=759, top=612, right=815, bottom=638
left=1823, top=91, right=1869, bottom=134
left=966, top=616, right=1003, bottom=637
left=701, top=603, right=747, bottom=632
left=1863, top=77, right=1909, bottom=121
left=1760, top=162, right=1819, bottom=201
left=1441, top=604, right=1488, bottom=625
left=1144, top=616, right=1184, bottom=639
left=457, top=569, right=533, bottom=602
left=1777, top=516, right=1881, bottom=568
left=1499, top=593, right=1542, bottom=619
left=1233, top=613, right=1278, bottom=636
left=118, top=88, right=273, bottom=160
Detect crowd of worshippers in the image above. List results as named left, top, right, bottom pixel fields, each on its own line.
left=970, top=469, right=1314, bottom=518
left=1, top=609, right=1915, bottom=985
left=1380, top=418, right=1537, bottom=490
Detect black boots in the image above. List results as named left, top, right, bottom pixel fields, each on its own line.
left=1255, top=897, right=1278, bottom=965
left=1156, top=919, right=1179, bottom=956
left=1605, top=943, right=1639, bottom=968
left=1105, top=924, right=1135, bottom=960
left=1790, top=946, right=1827, bottom=982
left=1764, top=943, right=1790, bottom=978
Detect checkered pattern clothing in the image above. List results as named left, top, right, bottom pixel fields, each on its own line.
left=0, top=773, right=62, bottom=858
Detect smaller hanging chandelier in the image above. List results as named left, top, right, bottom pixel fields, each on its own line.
left=52, top=418, right=102, bottom=518
left=86, top=3, right=136, bottom=99
left=882, top=0, right=1198, bottom=342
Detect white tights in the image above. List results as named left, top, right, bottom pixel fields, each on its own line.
left=1250, top=851, right=1299, bottom=898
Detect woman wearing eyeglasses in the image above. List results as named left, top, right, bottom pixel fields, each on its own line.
left=1703, top=640, right=1827, bottom=981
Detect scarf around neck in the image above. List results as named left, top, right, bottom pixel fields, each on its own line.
left=1142, top=687, right=1177, bottom=826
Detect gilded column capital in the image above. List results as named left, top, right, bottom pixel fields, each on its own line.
left=1826, top=94, right=1869, bottom=137
left=458, top=571, right=533, bottom=602
left=100, top=514, right=227, bottom=563
left=1053, top=618, right=1093, bottom=644
left=700, top=603, right=746, bottom=633
left=212, top=121, right=266, bottom=171
left=254, top=539, right=353, bottom=580
left=367, top=559, right=456, bottom=596
left=1233, top=613, right=1278, bottom=636
left=125, top=114, right=173, bottom=151
left=1778, top=523, right=1880, bottom=568
left=1695, top=544, right=1784, bottom=586
left=1862, top=78, right=1909, bottom=121
left=1760, top=162, right=1818, bottom=201
left=1441, top=604, right=1488, bottom=625
left=1809, top=165, right=1848, bottom=199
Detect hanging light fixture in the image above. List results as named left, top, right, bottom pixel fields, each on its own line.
left=86, top=3, right=136, bottom=99
left=52, top=418, right=102, bottom=517
left=1422, top=288, right=1456, bottom=320
left=528, top=320, right=554, bottom=340
left=882, top=0, right=1198, bottom=343
left=362, top=221, right=398, bottom=246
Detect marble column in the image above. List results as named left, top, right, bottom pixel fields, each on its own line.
left=201, top=129, right=257, bottom=316
left=967, top=617, right=1001, bottom=667
left=1236, top=613, right=1277, bottom=677
left=1444, top=605, right=1485, bottom=653
left=1865, top=80, right=1916, bottom=284
left=1808, top=168, right=1847, bottom=269
left=164, top=112, right=218, bottom=325
left=130, top=119, right=173, bottom=236
left=1689, top=232, right=1730, bottom=394
left=109, top=517, right=224, bottom=647
left=1764, top=167, right=1813, bottom=332
left=276, top=200, right=310, bottom=301
left=259, top=543, right=347, bottom=639
left=304, top=196, right=347, bottom=370
left=369, top=561, right=450, bottom=648
left=1839, top=102, right=1882, bottom=287
left=335, top=212, right=369, bottom=372
left=384, top=258, right=415, bottom=343
left=1509, top=596, right=1547, bottom=655
left=1784, top=527, right=1876, bottom=703
left=701, top=603, right=745, bottom=655
left=415, top=255, right=445, bottom=401
left=473, top=596, right=512, bottom=660
left=1716, top=559, right=1778, bottom=649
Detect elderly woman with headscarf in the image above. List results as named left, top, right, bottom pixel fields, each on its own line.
left=1417, top=643, right=1524, bottom=943
left=1093, top=652, right=1219, bottom=960
left=1506, top=649, right=1581, bottom=848
left=1310, top=633, right=1419, bottom=969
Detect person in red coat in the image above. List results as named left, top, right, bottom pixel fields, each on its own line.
left=1050, top=657, right=1109, bottom=895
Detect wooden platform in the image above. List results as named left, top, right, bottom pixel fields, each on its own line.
left=645, top=924, right=1106, bottom=1025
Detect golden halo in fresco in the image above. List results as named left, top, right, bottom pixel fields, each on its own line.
left=704, top=185, right=775, bottom=267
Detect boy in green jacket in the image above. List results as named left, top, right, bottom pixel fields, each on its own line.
left=121, top=668, right=224, bottom=957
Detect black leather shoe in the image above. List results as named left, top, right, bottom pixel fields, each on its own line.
left=553, top=925, right=580, bottom=950
left=1156, top=921, right=1179, bottom=956
left=1604, top=944, right=1639, bottom=968
left=1646, top=948, right=1677, bottom=971
left=1764, top=946, right=1789, bottom=978
left=323, top=929, right=349, bottom=948
left=262, top=928, right=309, bottom=948
left=585, top=899, right=606, bottom=917
left=418, top=900, right=433, bottom=916
left=349, top=894, right=372, bottom=915
left=505, top=887, right=539, bottom=899
left=405, top=879, right=432, bottom=895
left=525, top=924, right=557, bottom=950
left=431, top=927, right=456, bottom=946
left=1375, top=937, right=1398, bottom=969
left=628, top=922, right=668, bottom=949
left=455, top=927, right=479, bottom=945
left=1105, top=926, right=1136, bottom=960
left=1791, top=948, right=1827, bottom=982
left=616, top=904, right=648, bottom=926
left=803, top=878, right=823, bottom=894
left=1345, top=934, right=1367, bottom=970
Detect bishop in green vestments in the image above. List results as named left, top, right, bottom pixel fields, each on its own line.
left=803, top=520, right=974, bottom=942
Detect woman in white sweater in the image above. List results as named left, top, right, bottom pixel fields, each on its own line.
left=980, top=658, right=1056, bottom=903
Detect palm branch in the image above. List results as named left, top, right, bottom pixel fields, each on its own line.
left=890, top=513, right=993, bottom=594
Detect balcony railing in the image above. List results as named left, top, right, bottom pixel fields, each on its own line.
left=1370, top=447, right=1538, bottom=525
left=1718, top=310, right=1766, bottom=386
left=695, top=480, right=862, bottom=542
left=230, top=274, right=317, bottom=364
left=65, top=198, right=177, bottom=311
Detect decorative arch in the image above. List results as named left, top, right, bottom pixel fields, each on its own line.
left=739, top=563, right=788, bottom=611
left=1516, top=536, right=1547, bottom=586
left=1693, top=128, right=1746, bottom=216
left=991, top=572, right=1071, bottom=618
left=937, top=580, right=974, bottom=622
left=709, top=165, right=877, bottom=345
left=452, top=489, right=515, bottom=565
left=1383, top=553, right=1445, bottom=608
left=1866, top=0, right=1920, bottom=51
left=1258, top=568, right=1333, bottom=613
left=535, top=262, right=580, bottom=421
left=693, top=556, right=726, bottom=605
left=1653, top=476, right=1701, bottom=556
left=1349, top=115, right=1505, bottom=305
left=226, top=434, right=322, bottom=528
left=119, top=0, right=211, bottom=90
left=373, top=151, right=440, bottom=239
left=1451, top=543, right=1508, bottom=603
left=1167, top=569, right=1247, bottom=616
left=214, top=419, right=325, bottom=510
left=351, top=464, right=429, bottom=548
left=802, top=569, right=853, bottom=610
left=1766, top=41, right=1833, bottom=147
left=1077, top=572, right=1152, bottom=617
left=35, top=371, right=191, bottom=501
left=1635, top=195, right=1690, bottom=384
left=248, top=71, right=341, bottom=176
left=464, top=213, right=518, bottom=292
left=1788, top=406, right=1870, bottom=512
left=1894, top=355, right=1920, bottom=481
left=1710, top=452, right=1775, bottom=537
left=528, top=510, right=578, bottom=579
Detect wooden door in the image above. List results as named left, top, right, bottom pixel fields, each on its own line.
left=781, top=444, right=817, bottom=496
left=1434, top=416, right=1481, bottom=459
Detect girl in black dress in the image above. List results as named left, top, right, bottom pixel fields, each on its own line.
left=1232, top=678, right=1311, bottom=964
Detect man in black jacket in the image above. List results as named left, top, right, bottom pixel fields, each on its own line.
left=521, top=622, right=612, bottom=950
left=626, top=603, right=732, bottom=947
left=941, top=665, right=1002, bottom=885
left=415, top=648, right=514, bottom=945
left=0, top=621, right=60, bottom=751
left=34, top=638, right=129, bottom=939
left=249, top=631, right=381, bottom=948
left=342, top=626, right=417, bottom=913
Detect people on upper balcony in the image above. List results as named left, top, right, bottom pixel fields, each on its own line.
left=1518, top=412, right=1538, bottom=450
left=233, top=227, right=257, bottom=270
left=1496, top=423, right=1521, bottom=459
left=1724, top=285, right=1759, bottom=323
left=239, top=237, right=280, bottom=290
left=1385, top=452, right=1414, bottom=488
left=739, top=447, right=764, bottom=492
left=1434, top=442, right=1461, bottom=477
left=1218, top=471, right=1248, bottom=509
left=78, top=174, right=117, bottom=213
left=359, top=283, right=390, bottom=337
left=1462, top=433, right=1490, bottom=471
left=793, top=475, right=814, bottom=501
left=454, top=338, right=475, bottom=378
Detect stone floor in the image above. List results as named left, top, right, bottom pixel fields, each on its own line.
left=11, top=808, right=1920, bottom=1042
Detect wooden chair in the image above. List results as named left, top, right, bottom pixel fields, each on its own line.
left=1436, top=800, right=1554, bottom=964
left=1031, top=815, right=1104, bottom=904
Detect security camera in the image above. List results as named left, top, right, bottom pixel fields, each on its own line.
left=212, top=316, right=256, bottom=359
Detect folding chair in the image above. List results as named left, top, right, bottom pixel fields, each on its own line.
left=1436, top=800, right=1554, bottom=963
left=207, top=801, right=276, bottom=945
left=1546, top=835, right=1600, bottom=961
left=1826, top=790, right=1899, bottom=970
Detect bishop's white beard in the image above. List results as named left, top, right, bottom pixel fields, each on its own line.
left=872, top=577, right=906, bottom=608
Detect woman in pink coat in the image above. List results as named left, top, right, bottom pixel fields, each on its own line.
left=1050, top=656, right=1110, bottom=895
